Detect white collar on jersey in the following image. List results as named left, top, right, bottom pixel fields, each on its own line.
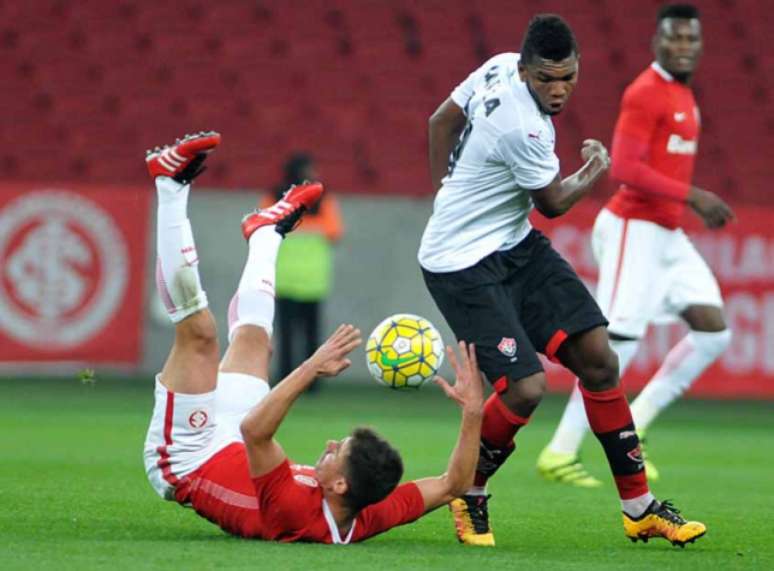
left=322, top=499, right=356, bottom=545
left=651, top=61, right=674, bottom=82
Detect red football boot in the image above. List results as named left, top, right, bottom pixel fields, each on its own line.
left=145, top=131, right=221, bottom=183
left=241, top=182, right=325, bottom=239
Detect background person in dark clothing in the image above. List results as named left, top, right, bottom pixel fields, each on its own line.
left=267, top=153, right=345, bottom=387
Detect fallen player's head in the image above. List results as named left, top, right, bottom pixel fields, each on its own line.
left=654, top=3, right=702, bottom=83
left=518, top=14, right=579, bottom=115
left=315, top=427, right=404, bottom=513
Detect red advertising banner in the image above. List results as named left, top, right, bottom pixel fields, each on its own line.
left=0, top=184, right=149, bottom=368
left=533, top=201, right=774, bottom=399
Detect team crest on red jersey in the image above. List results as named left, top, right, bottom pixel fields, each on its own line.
left=497, top=337, right=517, bottom=357
left=188, top=409, right=208, bottom=429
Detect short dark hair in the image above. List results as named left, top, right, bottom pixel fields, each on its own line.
left=657, top=4, right=700, bottom=22
left=520, top=14, right=578, bottom=65
left=343, top=427, right=403, bottom=513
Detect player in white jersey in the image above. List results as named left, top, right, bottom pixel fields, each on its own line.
left=419, top=14, right=706, bottom=548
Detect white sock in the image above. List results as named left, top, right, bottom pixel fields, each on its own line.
left=630, top=329, right=731, bottom=430
left=546, top=338, right=639, bottom=455
left=465, top=486, right=487, bottom=497
left=622, top=491, right=656, bottom=518
left=228, top=225, right=282, bottom=341
left=155, top=176, right=208, bottom=323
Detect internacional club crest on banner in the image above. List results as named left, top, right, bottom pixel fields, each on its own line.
left=0, top=185, right=149, bottom=367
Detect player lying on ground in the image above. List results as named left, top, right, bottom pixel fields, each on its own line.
left=419, top=14, right=706, bottom=547
left=143, top=132, right=485, bottom=544
left=538, top=2, right=734, bottom=486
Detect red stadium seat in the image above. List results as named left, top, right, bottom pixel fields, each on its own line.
left=0, top=0, right=766, bottom=200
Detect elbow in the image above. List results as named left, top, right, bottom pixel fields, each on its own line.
left=450, top=480, right=472, bottom=500
left=444, top=472, right=474, bottom=501
left=534, top=202, right=565, bottom=219
left=240, top=420, right=262, bottom=445
left=239, top=420, right=253, bottom=442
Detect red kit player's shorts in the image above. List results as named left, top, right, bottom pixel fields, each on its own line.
left=143, top=372, right=270, bottom=500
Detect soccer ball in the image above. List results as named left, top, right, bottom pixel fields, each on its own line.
left=365, top=313, right=444, bottom=389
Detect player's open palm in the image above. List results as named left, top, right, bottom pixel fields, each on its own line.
left=308, top=324, right=362, bottom=378
left=435, top=341, right=484, bottom=415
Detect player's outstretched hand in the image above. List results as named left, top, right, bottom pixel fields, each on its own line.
left=307, top=324, right=362, bottom=378
left=688, top=187, right=736, bottom=229
left=581, top=139, right=611, bottom=171
left=435, top=341, right=484, bottom=415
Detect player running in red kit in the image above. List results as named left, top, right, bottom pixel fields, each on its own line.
left=143, top=132, right=485, bottom=544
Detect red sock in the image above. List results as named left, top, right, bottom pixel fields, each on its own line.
left=474, top=393, right=529, bottom=486
left=580, top=385, right=649, bottom=500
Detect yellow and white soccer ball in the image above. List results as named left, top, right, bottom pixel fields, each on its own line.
left=365, top=313, right=444, bottom=389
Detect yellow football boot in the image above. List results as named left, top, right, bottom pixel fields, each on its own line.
left=449, top=495, right=495, bottom=547
left=536, top=448, right=602, bottom=488
left=623, top=500, right=706, bottom=547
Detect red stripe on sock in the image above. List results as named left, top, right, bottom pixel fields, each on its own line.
left=579, top=384, right=633, bottom=434
left=545, top=329, right=568, bottom=363
left=482, top=394, right=529, bottom=448
left=614, top=473, right=649, bottom=500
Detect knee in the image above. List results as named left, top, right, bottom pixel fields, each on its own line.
left=500, top=373, right=546, bottom=413
left=176, top=311, right=219, bottom=356
left=578, top=347, right=619, bottom=392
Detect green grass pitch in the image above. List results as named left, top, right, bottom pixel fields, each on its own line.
left=1, top=377, right=772, bottom=570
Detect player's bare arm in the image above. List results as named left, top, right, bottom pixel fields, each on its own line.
left=240, top=324, right=362, bottom=477
left=428, top=98, right=467, bottom=190
left=529, top=139, right=611, bottom=218
left=413, top=341, right=484, bottom=511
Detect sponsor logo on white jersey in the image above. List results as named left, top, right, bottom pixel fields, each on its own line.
left=0, top=191, right=128, bottom=347
left=666, top=134, right=697, bottom=155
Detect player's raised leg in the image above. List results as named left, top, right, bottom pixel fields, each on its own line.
left=219, top=182, right=325, bottom=384
left=538, top=209, right=649, bottom=485
left=557, top=326, right=706, bottom=546
left=537, top=336, right=639, bottom=486
left=149, top=131, right=222, bottom=394
left=143, top=131, right=224, bottom=498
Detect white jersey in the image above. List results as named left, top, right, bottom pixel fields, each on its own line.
left=418, top=53, right=560, bottom=273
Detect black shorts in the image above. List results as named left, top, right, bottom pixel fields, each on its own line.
left=422, top=230, right=607, bottom=386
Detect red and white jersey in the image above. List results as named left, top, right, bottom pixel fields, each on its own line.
left=607, top=62, right=700, bottom=229
left=176, top=442, right=426, bottom=543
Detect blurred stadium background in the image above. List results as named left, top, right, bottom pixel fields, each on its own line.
left=1, top=1, right=772, bottom=569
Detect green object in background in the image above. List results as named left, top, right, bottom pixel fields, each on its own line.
left=275, top=233, right=334, bottom=301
